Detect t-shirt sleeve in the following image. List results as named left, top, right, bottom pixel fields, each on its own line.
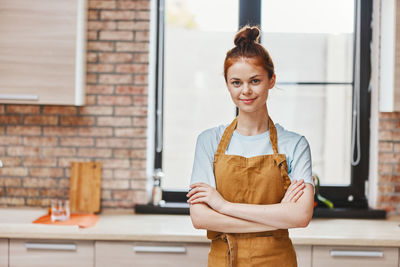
left=288, top=136, right=314, bottom=188
left=190, top=130, right=217, bottom=188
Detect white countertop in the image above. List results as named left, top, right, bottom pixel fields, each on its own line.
left=0, top=208, right=399, bottom=247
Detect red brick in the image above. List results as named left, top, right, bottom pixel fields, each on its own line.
left=101, top=190, right=112, bottom=200
left=96, top=138, right=133, bottom=148
left=30, top=168, right=63, bottom=178
left=130, top=179, right=147, bottom=189
left=86, top=96, right=97, bottom=105
left=134, top=53, right=148, bottom=63
left=133, top=95, right=148, bottom=106
left=380, top=112, right=400, bottom=119
left=133, top=117, right=147, bottom=127
left=58, top=157, right=89, bottom=168
left=394, top=143, right=400, bottom=152
left=6, top=105, right=40, bottom=114
left=88, top=41, right=114, bottom=51
left=99, top=159, right=129, bottom=168
left=0, top=136, right=21, bottom=145
left=378, top=194, right=400, bottom=203
left=43, top=106, right=77, bottom=115
left=89, top=21, right=117, bottom=30
left=23, top=158, right=57, bottom=167
left=396, top=163, right=400, bottom=174
left=114, top=149, right=146, bottom=159
left=102, top=200, right=134, bottom=208
left=100, top=31, right=133, bottom=41
left=26, top=198, right=52, bottom=207
left=116, top=64, right=148, bottom=73
left=78, top=127, right=113, bottom=137
left=87, top=52, right=98, bottom=62
left=379, top=141, right=393, bottom=152
left=40, top=189, right=69, bottom=198
left=379, top=152, right=400, bottom=163
left=0, top=177, right=21, bottom=187
left=114, top=128, right=146, bottom=137
left=87, top=74, right=97, bottom=83
left=7, top=126, right=41, bottom=136
left=78, top=148, right=112, bottom=158
left=117, top=1, right=150, bottom=9
left=133, top=74, right=147, bottom=85
left=115, top=107, right=147, bottom=116
left=132, top=138, right=146, bottom=148
left=0, top=197, right=25, bottom=206
left=117, top=21, right=149, bottom=30
left=116, top=86, right=146, bottom=95
left=112, top=189, right=134, bottom=200
left=380, top=120, right=395, bottom=130
left=99, top=53, right=133, bottom=63
left=42, top=148, right=76, bottom=157
left=376, top=203, right=397, bottom=213
left=1, top=157, right=21, bottom=166
left=89, top=0, right=116, bottom=9
left=0, top=126, right=4, bottom=134
left=0, top=105, right=4, bottom=114
left=102, top=169, right=113, bottom=179
left=24, top=115, right=58, bottom=125
left=378, top=163, right=393, bottom=174
left=97, top=117, right=131, bottom=126
left=87, top=63, right=115, bottom=73
left=114, top=169, right=145, bottom=179
left=7, top=146, right=39, bottom=156
left=103, top=179, right=129, bottom=189
left=43, top=126, right=77, bottom=136
left=23, top=137, right=58, bottom=147
left=0, top=147, right=4, bottom=156
left=392, top=131, right=400, bottom=141
left=6, top=188, right=38, bottom=197
left=135, top=31, right=149, bottom=41
left=379, top=130, right=392, bottom=140
left=131, top=160, right=146, bottom=169
left=135, top=11, right=150, bottom=20
left=116, top=42, right=148, bottom=52
left=79, top=106, right=113, bottom=115
left=394, top=184, right=400, bottom=193
left=88, top=31, right=98, bottom=40
left=99, top=74, right=133, bottom=84
left=60, top=116, right=95, bottom=126
left=379, top=174, right=400, bottom=183
left=98, top=95, right=132, bottom=105
left=86, top=85, right=114, bottom=94
left=88, top=10, right=99, bottom=20
left=60, top=137, right=94, bottom=147
left=59, top=178, right=69, bottom=188
left=101, top=10, right=135, bottom=20
left=23, top=177, right=57, bottom=188
left=0, top=115, right=22, bottom=124
left=378, top=183, right=394, bottom=194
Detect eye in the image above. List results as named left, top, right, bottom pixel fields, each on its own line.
left=251, top=79, right=260, bottom=84
left=232, top=81, right=241, bottom=86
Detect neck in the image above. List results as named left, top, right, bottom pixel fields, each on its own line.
left=236, top=105, right=270, bottom=136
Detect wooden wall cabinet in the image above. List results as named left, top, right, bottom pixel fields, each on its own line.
left=294, top=245, right=312, bottom=267
left=9, top=239, right=94, bottom=267
left=0, top=239, right=8, bottom=267
left=0, top=0, right=87, bottom=106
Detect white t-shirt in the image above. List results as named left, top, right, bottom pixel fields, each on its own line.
left=190, top=122, right=314, bottom=189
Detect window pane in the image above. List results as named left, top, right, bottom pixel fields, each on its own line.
left=268, top=84, right=352, bottom=185
left=163, top=0, right=238, bottom=190
left=261, top=0, right=355, bottom=83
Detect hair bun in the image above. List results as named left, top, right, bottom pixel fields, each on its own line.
left=234, top=26, right=261, bottom=47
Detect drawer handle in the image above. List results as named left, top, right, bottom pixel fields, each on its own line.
left=25, top=243, right=77, bottom=251
left=0, top=94, right=39, bottom=101
left=133, top=245, right=186, bottom=254
left=330, top=250, right=383, bottom=257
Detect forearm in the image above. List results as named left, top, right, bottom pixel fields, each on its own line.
left=190, top=203, right=278, bottom=233
left=220, top=185, right=314, bottom=229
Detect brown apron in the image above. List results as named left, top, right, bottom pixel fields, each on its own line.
left=207, top=116, right=297, bottom=267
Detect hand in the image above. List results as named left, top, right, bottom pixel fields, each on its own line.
left=187, top=183, right=228, bottom=212
left=281, top=179, right=305, bottom=204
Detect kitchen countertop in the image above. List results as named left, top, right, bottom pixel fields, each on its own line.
left=0, top=208, right=399, bottom=247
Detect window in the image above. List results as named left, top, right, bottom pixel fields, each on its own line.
left=152, top=0, right=372, bottom=209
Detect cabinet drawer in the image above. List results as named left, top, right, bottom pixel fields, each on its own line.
left=95, top=241, right=209, bottom=267
left=313, top=246, right=399, bottom=267
left=9, top=239, right=94, bottom=267
left=0, top=239, right=7, bottom=267
left=294, top=245, right=311, bottom=267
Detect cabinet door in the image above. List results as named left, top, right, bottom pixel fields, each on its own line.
left=0, top=239, right=7, bottom=267
left=294, top=245, right=311, bottom=267
left=9, top=239, right=94, bottom=267
left=313, top=245, right=399, bottom=267
left=96, top=241, right=209, bottom=267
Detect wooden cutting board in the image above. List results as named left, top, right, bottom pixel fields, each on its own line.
left=69, top=162, right=102, bottom=213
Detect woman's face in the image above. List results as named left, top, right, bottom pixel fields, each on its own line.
left=226, top=58, right=275, bottom=114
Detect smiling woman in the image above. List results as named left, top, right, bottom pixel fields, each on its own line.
left=188, top=26, right=314, bottom=267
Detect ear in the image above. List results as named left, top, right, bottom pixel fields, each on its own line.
left=269, top=74, right=276, bottom=89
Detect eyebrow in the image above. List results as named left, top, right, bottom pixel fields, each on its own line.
left=229, top=75, right=263, bottom=81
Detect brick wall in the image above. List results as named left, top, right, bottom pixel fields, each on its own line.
left=0, top=0, right=150, bottom=209
left=377, top=112, right=400, bottom=214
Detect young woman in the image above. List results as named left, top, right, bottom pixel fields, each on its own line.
left=187, top=26, right=314, bottom=267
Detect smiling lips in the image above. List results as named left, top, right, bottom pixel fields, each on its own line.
left=240, top=97, right=256, bottom=104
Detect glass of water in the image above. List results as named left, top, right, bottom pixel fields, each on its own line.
left=51, top=199, right=70, bottom=222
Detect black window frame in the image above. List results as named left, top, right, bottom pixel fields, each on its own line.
left=154, top=0, right=373, bottom=209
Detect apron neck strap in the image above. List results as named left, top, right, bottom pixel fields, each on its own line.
left=215, top=116, right=279, bottom=157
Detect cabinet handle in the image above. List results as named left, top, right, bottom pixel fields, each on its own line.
left=330, top=250, right=383, bottom=257
left=25, top=242, right=77, bottom=251
left=0, top=94, right=39, bottom=101
left=133, top=245, right=186, bottom=254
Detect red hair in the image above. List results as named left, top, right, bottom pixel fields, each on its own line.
left=224, top=25, right=275, bottom=81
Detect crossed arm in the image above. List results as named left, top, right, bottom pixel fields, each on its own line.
left=188, top=179, right=314, bottom=233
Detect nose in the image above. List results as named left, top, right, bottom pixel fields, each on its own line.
left=241, top=83, right=252, bottom=95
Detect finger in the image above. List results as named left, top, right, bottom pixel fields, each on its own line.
left=289, top=183, right=306, bottom=201
left=285, top=182, right=305, bottom=201
left=187, top=186, right=208, bottom=198
left=188, top=192, right=208, bottom=203
left=190, top=182, right=209, bottom=189
left=190, top=197, right=208, bottom=205
left=292, top=190, right=304, bottom=202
